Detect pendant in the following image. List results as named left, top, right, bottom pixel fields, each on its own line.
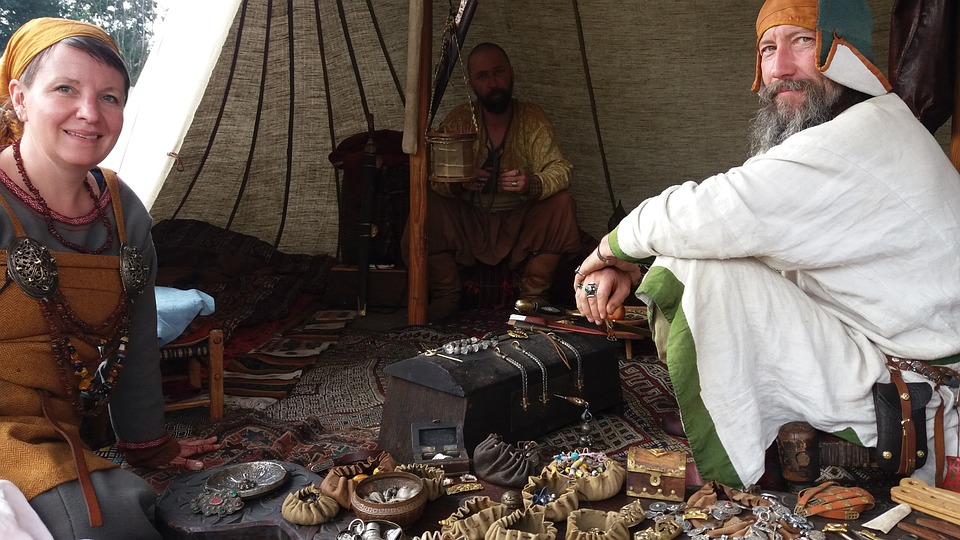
left=190, top=487, right=245, bottom=517
left=119, top=243, right=148, bottom=297
left=6, top=237, right=58, bottom=299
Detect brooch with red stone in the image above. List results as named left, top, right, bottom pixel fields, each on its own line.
left=190, top=487, right=245, bottom=516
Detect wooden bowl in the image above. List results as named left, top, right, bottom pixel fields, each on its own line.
left=349, top=471, right=427, bottom=529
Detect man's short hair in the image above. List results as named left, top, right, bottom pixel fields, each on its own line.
left=468, top=42, right=510, bottom=70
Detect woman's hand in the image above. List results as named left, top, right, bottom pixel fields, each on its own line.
left=167, top=436, right=220, bottom=470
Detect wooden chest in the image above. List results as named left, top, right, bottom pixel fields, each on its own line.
left=626, top=447, right=686, bottom=502
left=379, top=332, right=623, bottom=464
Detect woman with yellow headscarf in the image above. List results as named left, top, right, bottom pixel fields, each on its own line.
left=0, top=18, right=218, bottom=539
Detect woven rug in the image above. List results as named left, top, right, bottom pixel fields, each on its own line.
left=221, top=309, right=357, bottom=407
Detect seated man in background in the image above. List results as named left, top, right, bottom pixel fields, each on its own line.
left=574, top=0, right=960, bottom=488
left=405, top=42, right=581, bottom=321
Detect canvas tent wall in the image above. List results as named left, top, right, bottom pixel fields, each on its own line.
left=106, top=0, right=951, bottom=260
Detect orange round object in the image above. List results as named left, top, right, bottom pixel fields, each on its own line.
left=610, top=306, right=626, bottom=320
left=352, top=474, right=370, bottom=482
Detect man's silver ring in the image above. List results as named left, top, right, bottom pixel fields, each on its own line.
left=584, top=283, right=598, bottom=297
left=511, top=181, right=518, bottom=187
left=575, top=265, right=585, bottom=277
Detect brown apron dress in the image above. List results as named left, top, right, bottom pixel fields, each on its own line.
left=0, top=170, right=132, bottom=526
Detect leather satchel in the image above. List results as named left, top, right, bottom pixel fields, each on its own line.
left=873, top=369, right=932, bottom=476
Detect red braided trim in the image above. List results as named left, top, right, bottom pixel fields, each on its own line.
left=115, top=432, right=172, bottom=450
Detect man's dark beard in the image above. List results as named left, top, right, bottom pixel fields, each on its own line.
left=749, top=79, right=842, bottom=156
left=478, top=82, right=514, bottom=114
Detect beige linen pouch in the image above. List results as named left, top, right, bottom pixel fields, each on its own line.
left=319, top=451, right=398, bottom=509
left=485, top=508, right=557, bottom=540
left=440, top=496, right=508, bottom=540
left=280, top=484, right=340, bottom=525
left=567, top=458, right=626, bottom=502
left=565, top=508, right=630, bottom=540
left=521, top=468, right=579, bottom=523
left=397, top=463, right=446, bottom=501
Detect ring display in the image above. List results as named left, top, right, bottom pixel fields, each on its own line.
left=584, top=283, right=598, bottom=297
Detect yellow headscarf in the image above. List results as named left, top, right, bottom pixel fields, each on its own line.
left=0, top=17, right=119, bottom=104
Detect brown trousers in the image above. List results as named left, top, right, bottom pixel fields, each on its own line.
left=402, top=190, right=581, bottom=269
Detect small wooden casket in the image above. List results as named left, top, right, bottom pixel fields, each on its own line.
left=626, top=447, right=686, bottom=502
left=410, top=421, right=471, bottom=474
left=379, top=331, right=622, bottom=464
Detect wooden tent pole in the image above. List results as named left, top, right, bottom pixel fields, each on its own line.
left=408, top=0, right=432, bottom=325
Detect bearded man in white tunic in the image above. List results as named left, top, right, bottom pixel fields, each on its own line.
left=574, top=0, right=960, bottom=488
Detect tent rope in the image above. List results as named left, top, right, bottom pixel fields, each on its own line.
left=426, top=3, right=478, bottom=134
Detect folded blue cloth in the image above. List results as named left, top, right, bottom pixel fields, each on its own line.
left=155, top=287, right=216, bottom=346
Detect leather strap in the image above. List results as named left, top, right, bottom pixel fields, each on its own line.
left=886, top=356, right=952, bottom=484
left=888, top=365, right=917, bottom=474
left=38, top=390, right=102, bottom=527
left=535, top=330, right=571, bottom=369
left=936, top=400, right=946, bottom=488
left=101, top=168, right=127, bottom=244
left=795, top=481, right=874, bottom=520
left=0, top=192, right=26, bottom=236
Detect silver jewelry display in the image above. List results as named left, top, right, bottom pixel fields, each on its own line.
left=640, top=493, right=818, bottom=540
left=441, top=335, right=498, bottom=355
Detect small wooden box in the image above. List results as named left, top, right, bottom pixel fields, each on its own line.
left=411, top=421, right=471, bottom=474
left=626, top=447, right=686, bottom=502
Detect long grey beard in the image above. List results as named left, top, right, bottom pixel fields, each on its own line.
left=749, top=79, right=842, bottom=157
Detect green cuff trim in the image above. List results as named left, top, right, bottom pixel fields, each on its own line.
left=638, top=266, right=742, bottom=487
left=608, top=227, right=646, bottom=264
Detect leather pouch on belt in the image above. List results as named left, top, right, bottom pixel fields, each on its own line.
left=873, top=381, right=931, bottom=475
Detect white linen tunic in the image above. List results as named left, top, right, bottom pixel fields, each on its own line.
left=611, top=93, right=960, bottom=487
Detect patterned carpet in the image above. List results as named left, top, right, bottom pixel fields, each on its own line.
left=122, top=318, right=689, bottom=493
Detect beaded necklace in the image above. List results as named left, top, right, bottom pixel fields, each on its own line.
left=12, top=139, right=114, bottom=254
left=42, top=287, right=132, bottom=416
